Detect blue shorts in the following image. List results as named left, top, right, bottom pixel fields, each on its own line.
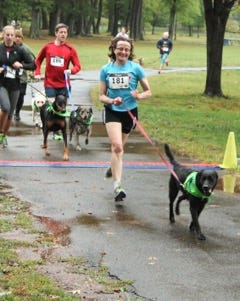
left=45, top=87, right=70, bottom=98
left=160, top=53, right=169, bottom=64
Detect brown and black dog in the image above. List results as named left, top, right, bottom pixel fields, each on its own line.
left=40, top=95, right=69, bottom=161
left=69, top=106, right=93, bottom=151
left=164, top=143, right=218, bottom=240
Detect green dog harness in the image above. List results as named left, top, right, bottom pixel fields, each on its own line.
left=183, top=172, right=212, bottom=202
left=84, top=115, right=94, bottom=125
left=47, top=103, right=70, bottom=117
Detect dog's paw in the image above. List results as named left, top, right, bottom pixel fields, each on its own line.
left=197, top=233, right=206, bottom=241
left=170, top=216, right=175, bottom=223
left=189, top=222, right=195, bottom=232
left=63, top=155, right=69, bottom=161
left=76, top=145, right=82, bottom=151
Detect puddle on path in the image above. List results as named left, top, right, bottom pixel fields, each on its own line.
left=75, top=206, right=151, bottom=230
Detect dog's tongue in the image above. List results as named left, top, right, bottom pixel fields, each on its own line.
left=206, top=188, right=212, bottom=196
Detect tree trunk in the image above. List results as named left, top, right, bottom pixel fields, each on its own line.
left=49, top=1, right=62, bottom=36
left=168, top=0, right=176, bottom=39
left=29, top=9, right=41, bottom=39
left=42, top=11, right=48, bottom=30
left=112, top=1, right=120, bottom=36
left=130, top=0, right=143, bottom=40
left=203, top=0, right=235, bottom=97
left=95, top=0, right=103, bottom=34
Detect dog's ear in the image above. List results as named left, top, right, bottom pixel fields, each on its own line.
left=77, top=106, right=82, bottom=113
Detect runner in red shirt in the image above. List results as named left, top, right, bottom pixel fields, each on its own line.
left=34, top=23, right=81, bottom=139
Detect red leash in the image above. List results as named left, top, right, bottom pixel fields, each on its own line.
left=125, top=105, right=182, bottom=185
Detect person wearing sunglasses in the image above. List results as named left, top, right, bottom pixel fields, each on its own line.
left=99, top=36, right=152, bottom=202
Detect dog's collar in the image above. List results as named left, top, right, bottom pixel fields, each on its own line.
left=184, top=172, right=212, bottom=202
left=33, top=102, right=39, bottom=111
left=47, top=103, right=70, bottom=117
left=84, top=115, right=94, bottom=125
left=71, top=112, right=94, bottom=125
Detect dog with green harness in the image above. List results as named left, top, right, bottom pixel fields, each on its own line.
left=40, top=94, right=70, bottom=160
left=164, top=144, right=218, bottom=241
left=69, top=105, right=93, bottom=151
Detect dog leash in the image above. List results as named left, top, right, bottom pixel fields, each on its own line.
left=123, top=102, right=183, bottom=187
left=64, top=71, right=76, bottom=112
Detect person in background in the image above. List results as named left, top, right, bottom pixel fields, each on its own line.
left=34, top=23, right=81, bottom=140
left=0, top=25, right=35, bottom=147
left=14, top=30, right=35, bottom=121
left=156, top=31, right=173, bottom=74
left=116, top=27, right=129, bottom=39
left=99, top=36, right=151, bottom=201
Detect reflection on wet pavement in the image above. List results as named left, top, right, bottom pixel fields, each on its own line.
left=217, top=170, right=240, bottom=194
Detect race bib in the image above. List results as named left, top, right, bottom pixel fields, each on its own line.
left=5, top=66, right=16, bottom=78
left=50, top=56, right=64, bottom=67
left=163, top=47, right=169, bottom=52
left=109, top=73, right=129, bottom=89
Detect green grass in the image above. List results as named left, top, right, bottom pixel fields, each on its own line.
left=25, top=32, right=240, bottom=70
left=138, top=71, right=240, bottom=163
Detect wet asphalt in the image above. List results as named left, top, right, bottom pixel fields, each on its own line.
left=0, top=69, right=240, bottom=301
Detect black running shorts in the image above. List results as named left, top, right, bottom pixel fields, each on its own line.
left=103, top=105, right=138, bottom=134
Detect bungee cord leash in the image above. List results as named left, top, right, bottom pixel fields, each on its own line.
left=64, top=71, right=76, bottom=112
left=123, top=101, right=183, bottom=186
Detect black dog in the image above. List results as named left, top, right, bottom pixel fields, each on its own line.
left=164, top=144, right=218, bottom=240
left=40, top=95, right=69, bottom=161
left=69, top=106, right=93, bottom=151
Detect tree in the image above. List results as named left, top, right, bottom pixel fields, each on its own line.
left=129, top=0, right=143, bottom=40
left=27, top=0, right=54, bottom=38
left=203, top=0, right=237, bottom=97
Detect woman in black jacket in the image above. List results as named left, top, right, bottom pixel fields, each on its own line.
left=0, top=25, right=35, bottom=147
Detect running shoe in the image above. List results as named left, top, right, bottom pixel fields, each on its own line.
left=0, top=133, right=3, bottom=144
left=105, top=167, right=112, bottom=179
left=1, top=135, right=8, bottom=147
left=14, top=113, right=21, bottom=121
left=53, top=132, right=63, bottom=141
left=114, top=185, right=126, bottom=202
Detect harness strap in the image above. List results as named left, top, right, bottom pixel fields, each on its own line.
left=184, top=172, right=212, bottom=202
left=47, top=103, right=70, bottom=117
left=70, top=112, right=94, bottom=125
left=84, top=115, right=94, bottom=125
